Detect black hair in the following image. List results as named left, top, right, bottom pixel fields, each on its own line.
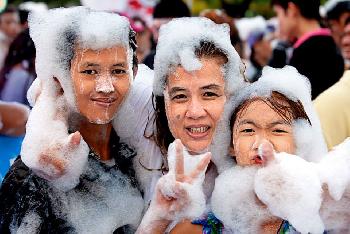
left=55, top=15, right=138, bottom=74
left=326, top=1, right=350, bottom=20
left=153, top=0, right=190, bottom=18
left=271, top=0, right=320, bottom=20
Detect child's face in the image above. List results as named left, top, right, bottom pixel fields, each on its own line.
left=232, top=99, right=296, bottom=166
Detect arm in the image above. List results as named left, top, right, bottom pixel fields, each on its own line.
left=0, top=101, right=29, bottom=136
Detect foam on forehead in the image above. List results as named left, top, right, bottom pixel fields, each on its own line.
left=153, top=17, right=244, bottom=97
left=28, top=7, right=132, bottom=111
left=227, top=66, right=327, bottom=162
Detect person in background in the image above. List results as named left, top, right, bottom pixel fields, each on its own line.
left=0, top=7, right=21, bottom=70
left=200, top=9, right=244, bottom=58
left=323, top=0, right=350, bottom=48
left=0, top=29, right=36, bottom=105
left=272, top=0, right=344, bottom=99
left=341, top=18, right=350, bottom=68
left=142, top=0, right=190, bottom=69
left=314, top=19, right=350, bottom=149
left=0, top=101, right=28, bottom=136
left=131, top=16, right=153, bottom=63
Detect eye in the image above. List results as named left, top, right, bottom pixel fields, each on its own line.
left=241, top=128, right=254, bottom=133
left=203, top=92, right=220, bottom=98
left=112, top=69, right=127, bottom=75
left=273, top=129, right=288, bottom=133
left=80, top=69, right=97, bottom=75
left=171, top=94, right=187, bottom=100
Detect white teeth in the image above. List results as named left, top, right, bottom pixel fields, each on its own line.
left=189, top=127, right=208, bottom=133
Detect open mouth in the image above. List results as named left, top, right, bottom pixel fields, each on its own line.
left=186, top=126, right=211, bottom=138
left=253, top=155, right=263, bottom=165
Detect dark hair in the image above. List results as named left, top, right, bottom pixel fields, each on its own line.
left=271, top=0, right=320, bottom=20
left=19, top=9, right=29, bottom=25
left=55, top=15, right=138, bottom=74
left=153, top=0, right=190, bottom=18
left=151, top=41, right=228, bottom=158
left=0, top=29, right=35, bottom=91
left=229, top=91, right=311, bottom=147
left=345, top=16, right=350, bottom=27
left=326, top=1, right=350, bottom=20
left=0, top=7, right=19, bottom=23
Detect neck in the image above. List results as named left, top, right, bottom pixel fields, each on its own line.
left=295, top=17, right=320, bottom=38
left=77, top=117, right=113, bottom=161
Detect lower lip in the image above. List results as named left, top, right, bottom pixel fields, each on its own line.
left=92, top=100, right=115, bottom=107
left=185, top=127, right=210, bottom=139
left=254, top=157, right=263, bottom=165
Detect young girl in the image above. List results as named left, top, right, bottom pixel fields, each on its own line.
left=212, top=66, right=350, bottom=233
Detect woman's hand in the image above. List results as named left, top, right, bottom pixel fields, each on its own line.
left=136, top=139, right=211, bottom=233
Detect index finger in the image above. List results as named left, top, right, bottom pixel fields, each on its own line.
left=188, top=152, right=211, bottom=180
left=175, top=139, right=185, bottom=182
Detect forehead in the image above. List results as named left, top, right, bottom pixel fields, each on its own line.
left=236, top=99, right=289, bottom=123
left=73, top=45, right=128, bottom=62
left=167, top=58, right=225, bottom=88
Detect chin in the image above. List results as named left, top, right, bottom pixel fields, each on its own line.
left=87, top=116, right=113, bottom=125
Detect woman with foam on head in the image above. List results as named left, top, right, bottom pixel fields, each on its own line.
left=136, top=17, right=246, bottom=233
left=211, top=66, right=350, bottom=233
left=0, top=7, right=144, bottom=233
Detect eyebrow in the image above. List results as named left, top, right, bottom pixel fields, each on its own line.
left=112, top=63, right=127, bottom=67
left=266, top=120, right=290, bottom=128
left=201, top=84, right=223, bottom=90
left=80, top=62, right=127, bottom=67
left=168, top=87, right=186, bottom=96
left=238, top=119, right=290, bottom=128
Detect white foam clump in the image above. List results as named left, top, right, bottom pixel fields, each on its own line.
left=254, top=138, right=350, bottom=233
left=21, top=78, right=89, bottom=191
left=211, top=166, right=275, bottom=233
left=29, top=7, right=133, bottom=112
left=153, top=17, right=244, bottom=97
left=228, top=66, right=327, bottom=162
left=255, top=152, right=324, bottom=234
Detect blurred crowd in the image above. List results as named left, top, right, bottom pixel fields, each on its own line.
left=0, top=0, right=350, bottom=167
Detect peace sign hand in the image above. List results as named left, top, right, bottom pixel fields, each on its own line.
left=153, top=139, right=211, bottom=220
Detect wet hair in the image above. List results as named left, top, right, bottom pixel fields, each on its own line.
left=0, top=29, right=35, bottom=91
left=55, top=15, right=138, bottom=75
left=151, top=41, right=228, bottom=157
left=271, top=0, right=320, bottom=20
left=229, top=91, right=311, bottom=147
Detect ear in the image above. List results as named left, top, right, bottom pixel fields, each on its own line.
left=229, top=145, right=235, bottom=157
left=53, top=76, right=64, bottom=95
left=287, top=2, right=300, bottom=17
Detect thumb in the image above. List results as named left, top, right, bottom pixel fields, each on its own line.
left=258, top=141, right=275, bottom=166
left=69, top=131, right=81, bottom=147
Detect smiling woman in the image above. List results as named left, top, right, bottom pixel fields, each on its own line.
left=71, top=46, right=131, bottom=124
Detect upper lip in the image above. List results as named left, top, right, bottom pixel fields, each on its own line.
left=91, top=97, right=116, bottom=103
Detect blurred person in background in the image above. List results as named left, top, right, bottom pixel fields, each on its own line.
left=131, top=16, right=153, bottom=63
left=245, top=29, right=273, bottom=82
left=323, top=0, right=350, bottom=47
left=272, top=0, right=344, bottom=99
left=143, top=0, right=191, bottom=69
left=0, top=7, right=21, bottom=70
left=314, top=18, right=350, bottom=150
left=341, top=18, right=350, bottom=68
left=0, top=29, right=36, bottom=106
left=200, top=9, right=244, bottom=58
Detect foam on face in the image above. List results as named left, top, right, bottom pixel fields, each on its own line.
left=226, top=66, right=327, bottom=162
left=28, top=7, right=133, bottom=112
left=153, top=17, right=245, bottom=97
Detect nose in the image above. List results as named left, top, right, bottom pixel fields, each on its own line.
left=251, top=134, right=271, bottom=151
left=185, top=97, right=206, bottom=119
left=95, top=74, right=114, bottom=93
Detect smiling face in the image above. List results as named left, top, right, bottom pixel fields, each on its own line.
left=164, top=57, right=226, bottom=153
left=70, top=45, right=131, bottom=124
left=232, top=99, right=296, bottom=166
